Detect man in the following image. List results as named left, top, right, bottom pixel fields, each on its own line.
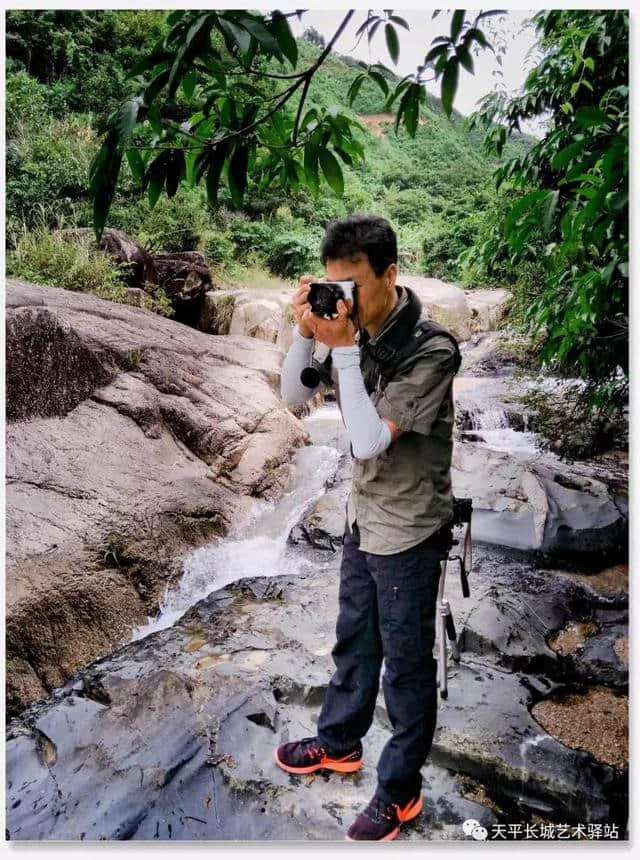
left=275, top=214, right=460, bottom=841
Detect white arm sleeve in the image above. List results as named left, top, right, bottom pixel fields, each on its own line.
left=280, top=326, right=322, bottom=404
left=332, top=346, right=392, bottom=459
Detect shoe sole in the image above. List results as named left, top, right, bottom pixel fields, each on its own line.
left=273, top=748, right=363, bottom=775
left=344, top=794, right=424, bottom=842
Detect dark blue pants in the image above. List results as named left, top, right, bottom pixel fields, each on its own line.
left=317, top=519, right=452, bottom=805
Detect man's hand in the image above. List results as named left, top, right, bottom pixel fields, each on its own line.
left=303, top=298, right=356, bottom=348
left=290, top=275, right=319, bottom=339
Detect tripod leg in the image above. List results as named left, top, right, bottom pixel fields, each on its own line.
left=437, top=557, right=449, bottom=699
left=445, top=611, right=460, bottom=663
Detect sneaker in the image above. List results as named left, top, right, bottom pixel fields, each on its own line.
left=345, top=791, right=423, bottom=841
left=274, top=736, right=363, bottom=775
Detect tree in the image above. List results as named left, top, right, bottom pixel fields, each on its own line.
left=465, top=10, right=628, bottom=413
left=88, top=9, right=504, bottom=241
left=302, top=27, right=325, bottom=49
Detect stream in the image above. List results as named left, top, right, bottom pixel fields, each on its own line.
left=6, top=342, right=628, bottom=841
left=132, top=367, right=578, bottom=641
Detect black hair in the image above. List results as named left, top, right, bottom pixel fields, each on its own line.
left=320, top=213, right=397, bottom=277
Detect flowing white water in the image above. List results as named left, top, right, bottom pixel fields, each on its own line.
left=455, top=375, right=563, bottom=460
left=131, top=406, right=344, bottom=640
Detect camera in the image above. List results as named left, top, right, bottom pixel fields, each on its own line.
left=308, top=280, right=357, bottom=320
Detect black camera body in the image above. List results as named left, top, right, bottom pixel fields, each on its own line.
left=308, top=280, right=356, bottom=320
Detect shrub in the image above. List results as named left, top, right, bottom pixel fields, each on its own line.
left=421, top=216, right=481, bottom=281
left=228, top=217, right=273, bottom=256
left=201, top=230, right=235, bottom=266
left=7, top=224, right=127, bottom=299
left=266, top=233, right=318, bottom=279
left=7, top=114, right=99, bottom=229
left=137, top=187, right=211, bottom=253
left=6, top=69, right=46, bottom=137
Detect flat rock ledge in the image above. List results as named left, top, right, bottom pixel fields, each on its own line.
left=6, top=541, right=627, bottom=841
left=5, top=279, right=308, bottom=717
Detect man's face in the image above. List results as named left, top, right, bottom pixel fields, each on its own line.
left=325, top=254, right=397, bottom=332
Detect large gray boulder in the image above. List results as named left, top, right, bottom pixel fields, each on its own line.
left=5, top=279, right=308, bottom=716
left=451, top=441, right=627, bottom=561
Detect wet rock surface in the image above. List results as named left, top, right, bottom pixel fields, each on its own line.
left=5, top=279, right=309, bottom=716
left=5, top=536, right=628, bottom=841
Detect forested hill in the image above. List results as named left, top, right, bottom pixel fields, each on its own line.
left=6, top=9, right=533, bottom=285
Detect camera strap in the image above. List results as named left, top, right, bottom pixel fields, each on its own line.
left=359, top=286, right=462, bottom=396
left=310, top=285, right=462, bottom=395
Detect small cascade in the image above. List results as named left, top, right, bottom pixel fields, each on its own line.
left=132, top=406, right=344, bottom=640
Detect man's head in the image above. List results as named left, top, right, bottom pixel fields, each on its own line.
left=320, top=214, right=398, bottom=336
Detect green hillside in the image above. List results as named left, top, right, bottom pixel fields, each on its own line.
left=6, top=10, right=534, bottom=290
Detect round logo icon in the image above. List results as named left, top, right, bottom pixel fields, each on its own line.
left=462, top=819, right=488, bottom=840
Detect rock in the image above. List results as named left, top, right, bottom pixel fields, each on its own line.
left=122, top=287, right=146, bottom=308
left=464, top=289, right=512, bottom=333
left=451, top=440, right=627, bottom=562
left=230, top=296, right=282, bottom=343
left=5, top=542, right=627, bottom=840
left=151, top=251, right=213, bottom=327
left=399, top=276, right=473, bottom=341
left=198, top=290, right=237, bottom=335
left=5, top=278, right=308, bottom=716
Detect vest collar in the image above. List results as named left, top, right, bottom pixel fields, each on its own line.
left=359, top=285, right=423, bottom=363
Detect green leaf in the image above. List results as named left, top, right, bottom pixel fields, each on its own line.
left=464, top=27, right=492, bottom=51
left=541, top=189, right=559, bottom=234
left=503, top=190, right=548, bottom=238
left=147, top=172, right=164, bottom=208
left=205, top=142, right=230, bottom=207
left=318, top=148, right=344, bottom=196
left=303, top=143, right=320, bottom=195
left=117, top=95, right=144, bottom=146
left=456, top=45, right=474, bottom=74
left=584, top=56, right=595, bottom=71
left=385, top=24, right=399, bottom=65
left=347, top=74, right=366, bottom=107
left=270, top=11, right=298, bottom=67
left=441, top=58, right=459, bottom=117
left=228, top=143, right=249, bottom=207
left=425, top=44, right=449, bottom=65
left=218, top=19, right=252, bottom=56
left=236, top=13, right=282, bottom=58
left=450, top=9, right=465, bottom=42
left=146, top=103, right=163, bottom=136
left=551, top=137, right=589, bottom=170
left=368, top=70, right=389, bottom=97
left=125, top=47, right=172, bottom=80
left=90, top=132, right=122, bottom=242
left=145, top=68, right=171, bottom=105
left=166, top=150, right=185, bottom=198
left=403, top=85, right=421, bottom=137
left=168, top=14, right=213, bottom=99
left=394, top=85, right=413, bottom=135
left=182, top=69, right=197, bottom=99
left=389, top=15, right=409, bottom=30
left=125, top=148, right=145, bottom=182
left=574, top=106, right=610, bottom=128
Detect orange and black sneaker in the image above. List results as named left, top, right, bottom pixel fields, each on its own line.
left=345, top=791, right=423, bottom=841
left=274, top=736, right=363, bottom=775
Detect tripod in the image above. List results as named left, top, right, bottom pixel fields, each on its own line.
left=436, top=501, right=472, bottom=700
